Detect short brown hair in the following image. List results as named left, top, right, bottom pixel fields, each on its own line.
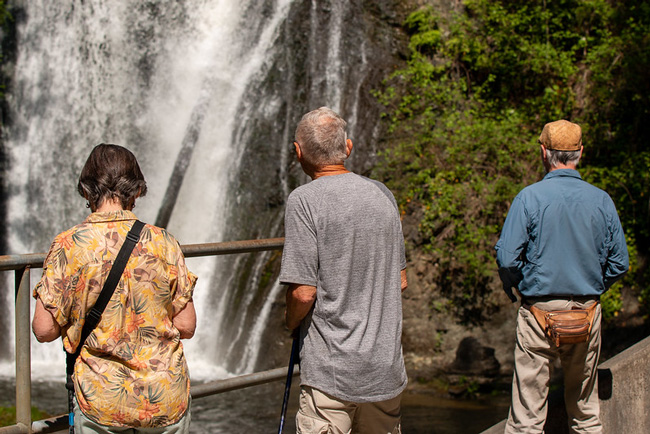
left=77, top=144, right=147, bottom=211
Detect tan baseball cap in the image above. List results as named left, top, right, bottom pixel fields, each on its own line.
left=538, top=120, right=582, bottom=151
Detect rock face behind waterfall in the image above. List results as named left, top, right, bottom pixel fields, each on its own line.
left=242, top=0, right=522, bottom=390
left=217, top=0, right=419, bottom=372
left=240, top=0, right=534, bottom=387
left=0, top=0, right=420, bottom=374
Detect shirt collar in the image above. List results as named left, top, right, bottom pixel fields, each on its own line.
left=543, top=168, right=582, bottom=181
left=84, top=210, right=138, bottom=224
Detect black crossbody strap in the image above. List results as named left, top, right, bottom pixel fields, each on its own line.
left=66, top=220, right=145, bottom=376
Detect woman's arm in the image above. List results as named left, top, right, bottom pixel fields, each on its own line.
left=32, top=298, right=61, bottom=342
left=173, top=300, right=196, bottom=339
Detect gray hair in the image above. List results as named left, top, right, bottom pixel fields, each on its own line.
left=294, top=107, right=349, bottom=167
left=545, top=148, right=581, bottom=168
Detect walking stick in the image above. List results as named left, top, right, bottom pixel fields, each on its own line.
left=67, top=380, right=75, bottom=434
left=278, top=336, right=299, bottom=434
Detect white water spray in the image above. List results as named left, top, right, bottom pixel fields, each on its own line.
left=2, top=0, right=295, bottom=380
left=2, top=0, right=379, bottom=383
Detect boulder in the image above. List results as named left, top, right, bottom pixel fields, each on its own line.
left=448, top=336, right=500, bottom=376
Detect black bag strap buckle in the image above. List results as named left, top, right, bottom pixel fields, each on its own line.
left=126, top=227, right=141, bottom=243
left=85, top=308, right=102, bottom=330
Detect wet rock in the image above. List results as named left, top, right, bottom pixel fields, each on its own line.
left=448, top=336, right=500, bottom=377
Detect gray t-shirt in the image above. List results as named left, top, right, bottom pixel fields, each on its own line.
left=279, top=172, right=408, bottom=402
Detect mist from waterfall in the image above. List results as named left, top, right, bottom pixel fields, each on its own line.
left=2, top=0, right=294, bottom=380
left=1, top=0, right=382, bottom=380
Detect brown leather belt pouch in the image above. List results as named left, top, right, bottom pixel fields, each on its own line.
left=528, top=301, right=598, bottom=346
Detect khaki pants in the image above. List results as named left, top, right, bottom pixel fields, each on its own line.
left=505, top=299, right=602, bottom=434
left=296, top=386, right=402, bottom=434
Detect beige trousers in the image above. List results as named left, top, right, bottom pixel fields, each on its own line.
left=296, top=386, right=402, bottom=434
left=505, top=299, right=602, bottom=434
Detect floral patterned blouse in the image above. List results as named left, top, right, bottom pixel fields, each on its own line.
left=34, top=210, right=197, bottom=427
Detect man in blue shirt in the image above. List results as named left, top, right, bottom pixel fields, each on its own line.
left=496, top=119, right=629, bottom=434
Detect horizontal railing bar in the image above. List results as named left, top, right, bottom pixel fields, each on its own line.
left=191, top=364, right=300, bottom=399
left=0, top=423, right=29, bottom=434
left=10, top=364, right=301, bottom=434
left=0, top=253, right=45, bottom=272
left=0, top=238, right=285, bottom=271
left=182, top=238, right=284, bottom=258
left=31, top=415, right=67, bottom=434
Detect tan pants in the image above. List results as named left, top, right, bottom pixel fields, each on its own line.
left=296, top=386, right=402, bottom=434
left=505, top=299, right=602, bottom=434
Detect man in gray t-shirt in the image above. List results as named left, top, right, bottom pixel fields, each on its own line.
left=280, top=107, right=408, bottom=433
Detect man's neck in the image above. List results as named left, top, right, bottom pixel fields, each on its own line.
left=311, top=164, right=349, bottom=179
left=548, top=164, right=578, bottom=172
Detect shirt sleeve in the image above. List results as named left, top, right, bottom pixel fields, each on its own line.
left=33, top=238, right=73, bottom=328
left=388, top=187, right=407, bottom=271
left=399, top=221, right=407, bottom=271
left=168, top=238, right=197, bottom=313
left=495, top=196, right=528, bottom=301
left=279, top=191, right=319, bottom=287
left=603, top=203, right=629, bottom=288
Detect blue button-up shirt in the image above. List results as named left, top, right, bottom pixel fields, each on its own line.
left=495, top=169, right=629, bottom=301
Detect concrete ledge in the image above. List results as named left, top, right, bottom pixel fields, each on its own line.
left=481, top=335, right=650, bottom=433
left=480, top=419, right=506, bottom=434
left=598, top=335, right=650, bottom=432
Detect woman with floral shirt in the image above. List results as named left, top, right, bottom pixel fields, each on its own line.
left=32, top=144, right=197, bottom=433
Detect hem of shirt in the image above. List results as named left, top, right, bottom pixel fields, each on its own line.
left=172, top=273, right=198, bottom=312
left=75, top=393, right=190, bottom=428
left=33, top=289, right=68, bottom=330
left=300, top=376, right=408, bottom=404
left=519, top=289, right=604, bottom=298
left=279, top=276, right=318, bottom=287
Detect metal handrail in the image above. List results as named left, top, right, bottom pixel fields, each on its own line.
left=0, top=237, right=286, bottom=434
left=0, top=238, right=285, bottom=271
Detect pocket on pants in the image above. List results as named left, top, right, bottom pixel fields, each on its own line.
left=296, top=410, right=332, bottom=434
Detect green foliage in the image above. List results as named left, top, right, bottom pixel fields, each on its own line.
left=0, top=1, right=8, bottom=25
left=374, top=0, right=650, bottom=323
left=0, top=406, right=51, bottom=427
left=456, top=375, right=480, bottom=398
left=601, top=283, right=623, bottom=322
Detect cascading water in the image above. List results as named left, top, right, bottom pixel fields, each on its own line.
left=1, top=0, right=401, bottom=380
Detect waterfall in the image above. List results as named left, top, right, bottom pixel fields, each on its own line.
left=1, top=0, right=397, bottom=379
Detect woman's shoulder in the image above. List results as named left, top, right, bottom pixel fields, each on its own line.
left=50, top=220, right=92, bottom=248
left=142, top=222, right=180, bottom=244
left=139, top=222, right=185, bottom=260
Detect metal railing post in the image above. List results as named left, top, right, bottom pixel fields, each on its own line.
left=15, top=266, right=32, bottom=433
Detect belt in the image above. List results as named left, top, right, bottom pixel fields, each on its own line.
left=522, top=294, right=599, bottom=307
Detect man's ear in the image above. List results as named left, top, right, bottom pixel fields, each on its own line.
left=293, top=141, right=302, bottom=160
left=345, top=138, right=353, bottom=157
